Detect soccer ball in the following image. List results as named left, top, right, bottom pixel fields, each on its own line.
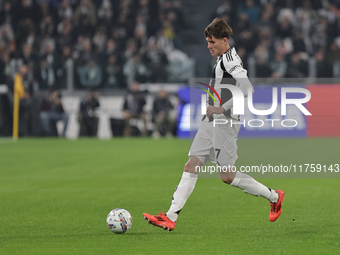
left=106, top=208, right=133, bottom=234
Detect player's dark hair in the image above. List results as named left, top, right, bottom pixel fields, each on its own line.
left=204, top=18, right=233, bottom=39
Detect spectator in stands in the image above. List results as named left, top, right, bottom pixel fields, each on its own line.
left=135, top=13, right=147, bottom=39
left=25, top=29, right=40, bottom=54
left=77, top=60, right=103, bottom=88
left=123, top=81, right=147, bottom=137
left=327, top=42, right=340, bottom=77
left=111, top=27, right=127, bottom=56
left=16, top=18, right=36, bottom=50
left=0, top=1, right=15, bottom=26
left=167, top=11, right=183, bottom=49
left=256, top=27, right=271, bottom=49
left=277, top=8, right=295, bottom=27
left=58, top=0, right=73, bottom=20
left=312, top=24, right=327, bottom=52
left=214, top=0, right=232, bottom=18
left=255, top=56, right=271, bottom=78
left=254, top=43, right=271, bottom=78
left=75, top=37, right=102, bottom=88
left=40, top=89, right=68, bottom=137
left=98, top=0, right=112, bottom=28
left=16, top=0, right=40, bottom=26
left=75, top=37, right=96, bottom=66
left=34, top=58, right=55, bottom=90
left=20, top=43, right=35, bottom=69
left=124, top=39, right=138, bottom=60
left=38, top=1, right=54, bottom=21
left=104, top=54, right=126, bottom=89
left=152, top=89, right=174, bottom=139
left=170, top=0, right=185, bottom=29
left=57, top=18, right=73, bottom=49
left=298, top=0, right=318, bottom=27
left=123, top=53, right=149, bottom=87
left=102, top=39, right=118, bottom=59
left=236, top=29, right=254, bottom=55
left=0, top=50, right=11, bottom=85
left=275, top=39, right=293, bottom=56
left=78, top=90, right=100, bottom=137
left=211, top=0, right=232, bottom=27
left=40, top=15, right=55, bottom=38
left=15, top=64, right=33, bottom=136
left=285, top=53, right=308, bottom=78
left=235, top=12, right=250, bottom=33
left=240, top=0, right=260, bottom=25
left=315, top=49, right=333, bottom=78
left=162, top=19, right=176, bottom=43
left=0, top=23, right=15, bottom=53
left=73, top=35, right=85, bottom=57
left=255, top=9, right=274, bottom=41
left=145, top=37, right=168, bottom=82
left=255, top=43, right=269, bottom=63
left=35, top=39, right=58, bottom=89
left=116, top=14, right=134, bottom=40
left=54, top=45, right=70, bottom=89
left=276, top=15, right=293, bottom=39
left=39, top=38, right=56, bottom=63
left=92, top=26, right=107, bottom=53
left=137, top=0, right=151, bottom=23
left=295, top=7, right=313, bottom=39
left=150, top=29, right=174, bottom=54
left=73, top=15, right=95, bottom=38
left=270, top=53, right=287, bottom=78
left=0, top=91, right=12, bottom=136
left=319, top=8, right=337, bottom=43
left=292, top=30, right=307, bottom=53
left=120, top=0, right=133, bottom=21
left=74, top=0, right=97, bottom=27
left=134, top=27, right=147, bottom=55
left=262, top=2, right=275, bottom=23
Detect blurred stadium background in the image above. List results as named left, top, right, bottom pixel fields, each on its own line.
left=0, top=0, right=339, bottom=139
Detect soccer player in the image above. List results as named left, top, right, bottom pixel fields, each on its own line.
left=143, top=18, right=285, bottom=231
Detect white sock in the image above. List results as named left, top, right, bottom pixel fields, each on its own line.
left=230, top=172, right=278, bottom=203
left=166, top=172, right=198, bottom=222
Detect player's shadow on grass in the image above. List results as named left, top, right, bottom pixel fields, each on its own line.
left=124, top=232, right=152, bottom=235
left=124, top=230, right=184, bottom=235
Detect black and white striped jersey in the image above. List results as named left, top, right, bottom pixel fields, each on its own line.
left=203, top=47, right=246, bottom=122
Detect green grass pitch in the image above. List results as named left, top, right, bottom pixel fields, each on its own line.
left=0, top=138, right=339, bottom=254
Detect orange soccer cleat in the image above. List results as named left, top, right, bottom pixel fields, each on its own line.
left=143, top=212, right=176, bottom=231
left=269, top=190, right=285, bottom=222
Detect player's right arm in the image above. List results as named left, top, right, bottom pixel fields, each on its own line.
left=221, top=50, right=254, bottom=112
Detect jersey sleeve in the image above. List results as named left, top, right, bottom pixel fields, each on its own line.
left=221, top=49, right=245, bottom=77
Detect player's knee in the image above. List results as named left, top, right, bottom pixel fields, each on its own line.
left=221, top=177, right=234, bottom=185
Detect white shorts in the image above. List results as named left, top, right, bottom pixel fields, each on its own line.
left=188, top=120, right=240, bottom=167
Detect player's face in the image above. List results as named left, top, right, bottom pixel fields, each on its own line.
left=206, top=36, right=228, bottom=56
